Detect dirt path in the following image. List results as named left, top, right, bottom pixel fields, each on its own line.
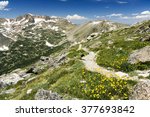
left=81, top=49, right=138, bottom=80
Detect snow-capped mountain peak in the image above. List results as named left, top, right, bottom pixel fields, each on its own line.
left=0, top=14, right=74, bottom=43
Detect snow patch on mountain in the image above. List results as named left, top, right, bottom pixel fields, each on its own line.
left=0, top=45, right=9, bottom=51
left=2, top=19, right=11, bottom=25
left=34, top=18, right=45, bottom=23
left=51, top=26, right=59, bottom=31
left=45, top=41, right=54, bottom=47
left=48, top=19, right=57, bottom=23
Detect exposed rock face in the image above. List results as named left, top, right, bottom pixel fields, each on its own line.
left=26, top=67, right=39, bottom=74
left=48, top=53, right=68, bottom=68
left=26, top=64, right=49, bottom=75
left=0, top=88, right=16, bottom=95
left=0, top=69, right=31, bottom=88
left=0, top=73, right=23, bottom=88
left=40, top=56, right=49, bottom=62
left=136, top=70, right=150, bottom=78
left=130, top=80, right=150, bottom=100
left=135, top=25, right=150, bottom=34
left=139, top=35, right=150, bottom=42
left=128, top=46, right=150, bottom=64
left=35, top=89, right=63, bottom=100
left=87, top=32, right=99, bottom=40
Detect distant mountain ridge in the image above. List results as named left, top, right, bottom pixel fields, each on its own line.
left=0, top=13, right=75, bottom=49
left=0, top=14, right=129, bottom=51
left=67, top=20, right=128, bottom=42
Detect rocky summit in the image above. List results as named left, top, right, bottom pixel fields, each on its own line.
left=0, top=14, right=150, bottom=100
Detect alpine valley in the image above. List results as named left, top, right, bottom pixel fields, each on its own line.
left=0, top=14, right=150, bottom=100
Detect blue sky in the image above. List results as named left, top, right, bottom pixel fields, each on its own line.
left=0, top=0, right=150, bottom=24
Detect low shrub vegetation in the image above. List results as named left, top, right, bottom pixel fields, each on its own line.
left=80, top=69, right=132, bottom=100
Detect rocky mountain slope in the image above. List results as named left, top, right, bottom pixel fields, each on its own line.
left=0, top=14, right=74, bottom=42
left=0, top=14, right=150, bottom=100
left=67, top=20, right=127, bottom=42
left=0, top=14, right=75, bottom=75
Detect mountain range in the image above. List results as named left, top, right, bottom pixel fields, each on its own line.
left=0, top=14, right=150, bottom=100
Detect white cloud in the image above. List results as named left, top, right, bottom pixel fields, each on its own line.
left=135, top=14, right=150, bottom=19
left=117, top=1, right=128, bottom=4
left=95, top=13, right=123, bottom=19
left=134, top=10, right=150, bottom=19
left=107, top=13, right=123, bottom=17
left=0, top=1, right=9, bottom=10
left=106, top=13, right=131, bottom=19
left=66, top=14, right=87, bottom=20
left=94, top=10, right=150, bottom=24
left=94, top=15, right=105, bottom=19
left=106, top=11, right=150, bottom=20
left=141, top=11, right=150, bottom=15
left=121, top=16, right=130, bottom=19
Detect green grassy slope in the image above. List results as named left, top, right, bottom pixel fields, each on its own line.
left=0, top=31, right=68, bottom=75
left=83, top=20, right=150, bottom=72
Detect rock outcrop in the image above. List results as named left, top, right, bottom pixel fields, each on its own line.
left=139, top=35, right=150, bottom=42
left=35, top=89, right=63, bottom=100
left=128, top=46, right=150, bottom=64
left=0, top=69, right=31, bottom=88
left=0, top=73, right=23, bottom=88
left=136, top=70, right=150, bottom=78
left=0, top=88, right=16, bottom=95
left=130, top=80, right=150, bottom=100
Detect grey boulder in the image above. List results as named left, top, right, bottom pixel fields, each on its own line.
left=35, top=89, right=63, bottom=100
left=128, top=46, right=150, bottom=64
